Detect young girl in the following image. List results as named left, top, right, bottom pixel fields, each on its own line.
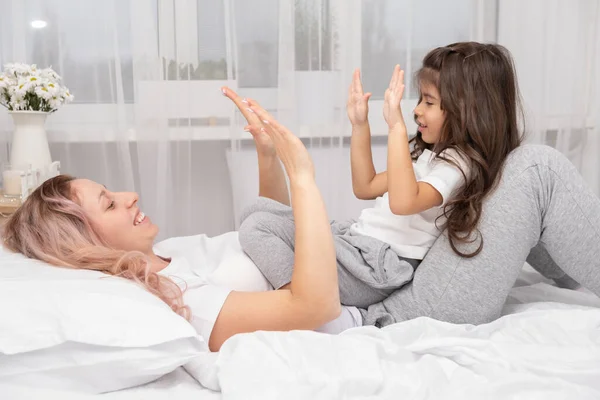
left=239, top=42, right=523, bottom=308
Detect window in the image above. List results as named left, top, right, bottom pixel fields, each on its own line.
left=0, top=0, right=144, bottom=104
left=361, top=0, right=473, bottom=100
left=0, top=0, right=496, bottom=142
left=234, top=0, right=279, bottom=88
left=295, top=0, right=335, bottom=71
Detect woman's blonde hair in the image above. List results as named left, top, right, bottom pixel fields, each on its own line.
left=2, top=175, right=189, bottom=319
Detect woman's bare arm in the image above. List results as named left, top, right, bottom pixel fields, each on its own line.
left=209, top=100, right=340, bottom=351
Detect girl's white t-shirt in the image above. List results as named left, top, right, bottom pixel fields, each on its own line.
left=350, top=149, right=468, bottom=260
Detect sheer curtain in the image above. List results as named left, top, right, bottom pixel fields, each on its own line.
left=227, top=0, right=494, bottom=228
left=0, top=0, right=492, bottom=239
left=498, top=0, right=600, bottom=196
left=0, top=0, right=237, bottom=240
left=5, top=0, right=595, bottom=241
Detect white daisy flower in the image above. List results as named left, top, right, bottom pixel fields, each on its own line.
left=14, top=81, right=31, bottom=97
left=45, top=81, right=60, bottom=96
left=5, top=63, right=32, bottom=77
left=26, top=75, right=42, bottom=86
left=9, top=97, right=26, bottom=111
left=62, top=89, right=74, bottom=103
left=35, top=85, right=53, bottom=101
left=0, top=75, right=8, bottom=90
left=2, top=64, right=71, bottom=111
left=40, top=67, right=61, bottom=82
left=3, top=63, right=18, bottom=77
left=49, top=96, right=62, bottom=110
left=8, top=85, right=22, bottom=99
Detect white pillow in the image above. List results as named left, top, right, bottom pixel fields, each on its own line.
left=0, top=245, right=206, bottom=394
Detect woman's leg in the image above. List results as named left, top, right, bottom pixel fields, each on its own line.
left=360, top=144, right=600, bottom=327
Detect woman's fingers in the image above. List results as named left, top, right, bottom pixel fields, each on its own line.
left=249, top=103, right=313, bottom=178
left=248, top=104, right=285, bottom=139
left=221, top=86, right=262, bottom=127
left=247, top=104, right=290, bottom=154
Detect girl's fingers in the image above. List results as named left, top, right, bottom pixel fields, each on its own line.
left=397, top=69, right=405, bottom=93
left=353, top=68, right=363, bottom=95
left=389, top=65, right=400, bottom=90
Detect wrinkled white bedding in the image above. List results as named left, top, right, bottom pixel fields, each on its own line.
left=4, top=265, right=600, bottom=399
left=185, top=270, right=600, bottom=399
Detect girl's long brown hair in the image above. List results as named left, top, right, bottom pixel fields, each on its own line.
left=412, top=42, right=524, bottom=257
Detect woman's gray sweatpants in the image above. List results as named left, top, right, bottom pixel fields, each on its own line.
left=242, top=144, right=600, bottom=327
left=239, top=200, right=420, bottom=308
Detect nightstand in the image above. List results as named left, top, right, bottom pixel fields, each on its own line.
left=0, top=192, right=21, bottom=226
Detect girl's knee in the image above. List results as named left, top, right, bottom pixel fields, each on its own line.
left=238, top=211, right=281, bottom=250
left=239, top=197, right=291, bottom=224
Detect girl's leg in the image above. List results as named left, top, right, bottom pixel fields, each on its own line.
left=360, top=144, right=600, bottom=327
left=239, top=198, right=296, bottom=290
left=527, top=243, right=581, bottom=289
left=239, top=197, right=416, bottom=307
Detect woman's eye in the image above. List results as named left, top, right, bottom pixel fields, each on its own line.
left=107, top=201, right=115, bottom=210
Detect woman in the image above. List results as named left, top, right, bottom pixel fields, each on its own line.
left=4, top=87, right=600, bottom=353
left=3, top=98, right=350, bottom=352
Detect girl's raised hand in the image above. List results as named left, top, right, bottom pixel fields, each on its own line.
left=382, top=65, right=407, bottom=132
left=346, top=69, right=372, bottom=126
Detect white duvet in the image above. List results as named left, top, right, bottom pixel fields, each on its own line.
left=2, top=233, right=599, bottom=400
left=181, top=266, right=600, bottom=399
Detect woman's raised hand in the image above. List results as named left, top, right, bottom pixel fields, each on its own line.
left=222, top=86, right=275, bottom=157
left=246, top=103, right=315, bottom=183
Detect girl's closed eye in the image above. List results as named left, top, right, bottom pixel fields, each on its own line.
left=107, top=200, right=115, bottom=210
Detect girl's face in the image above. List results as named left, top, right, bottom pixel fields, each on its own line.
left=414, top=82, right=445, bottom=144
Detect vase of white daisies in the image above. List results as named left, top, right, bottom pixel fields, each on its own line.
left=0, top=63, right=73, bottom=180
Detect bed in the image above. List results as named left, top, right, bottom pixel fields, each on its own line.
left=2, top=261, right=599, bottom=399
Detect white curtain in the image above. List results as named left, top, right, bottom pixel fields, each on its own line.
left=226, top=0, right=492, bottom=229
left=498, top=0, right=600, bottom=196
left=2, top=0, right=596, bottom=240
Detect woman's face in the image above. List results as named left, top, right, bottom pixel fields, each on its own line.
left=70, top=179, right=158, bottom=253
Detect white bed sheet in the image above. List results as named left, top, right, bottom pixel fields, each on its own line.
left=3, top=264, right=600, bottom=399
left=0, top=368, right=218, bottom=399
left=123, top=264, right=600, bottom=399
left=100, top=368, right=220, bottom=399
